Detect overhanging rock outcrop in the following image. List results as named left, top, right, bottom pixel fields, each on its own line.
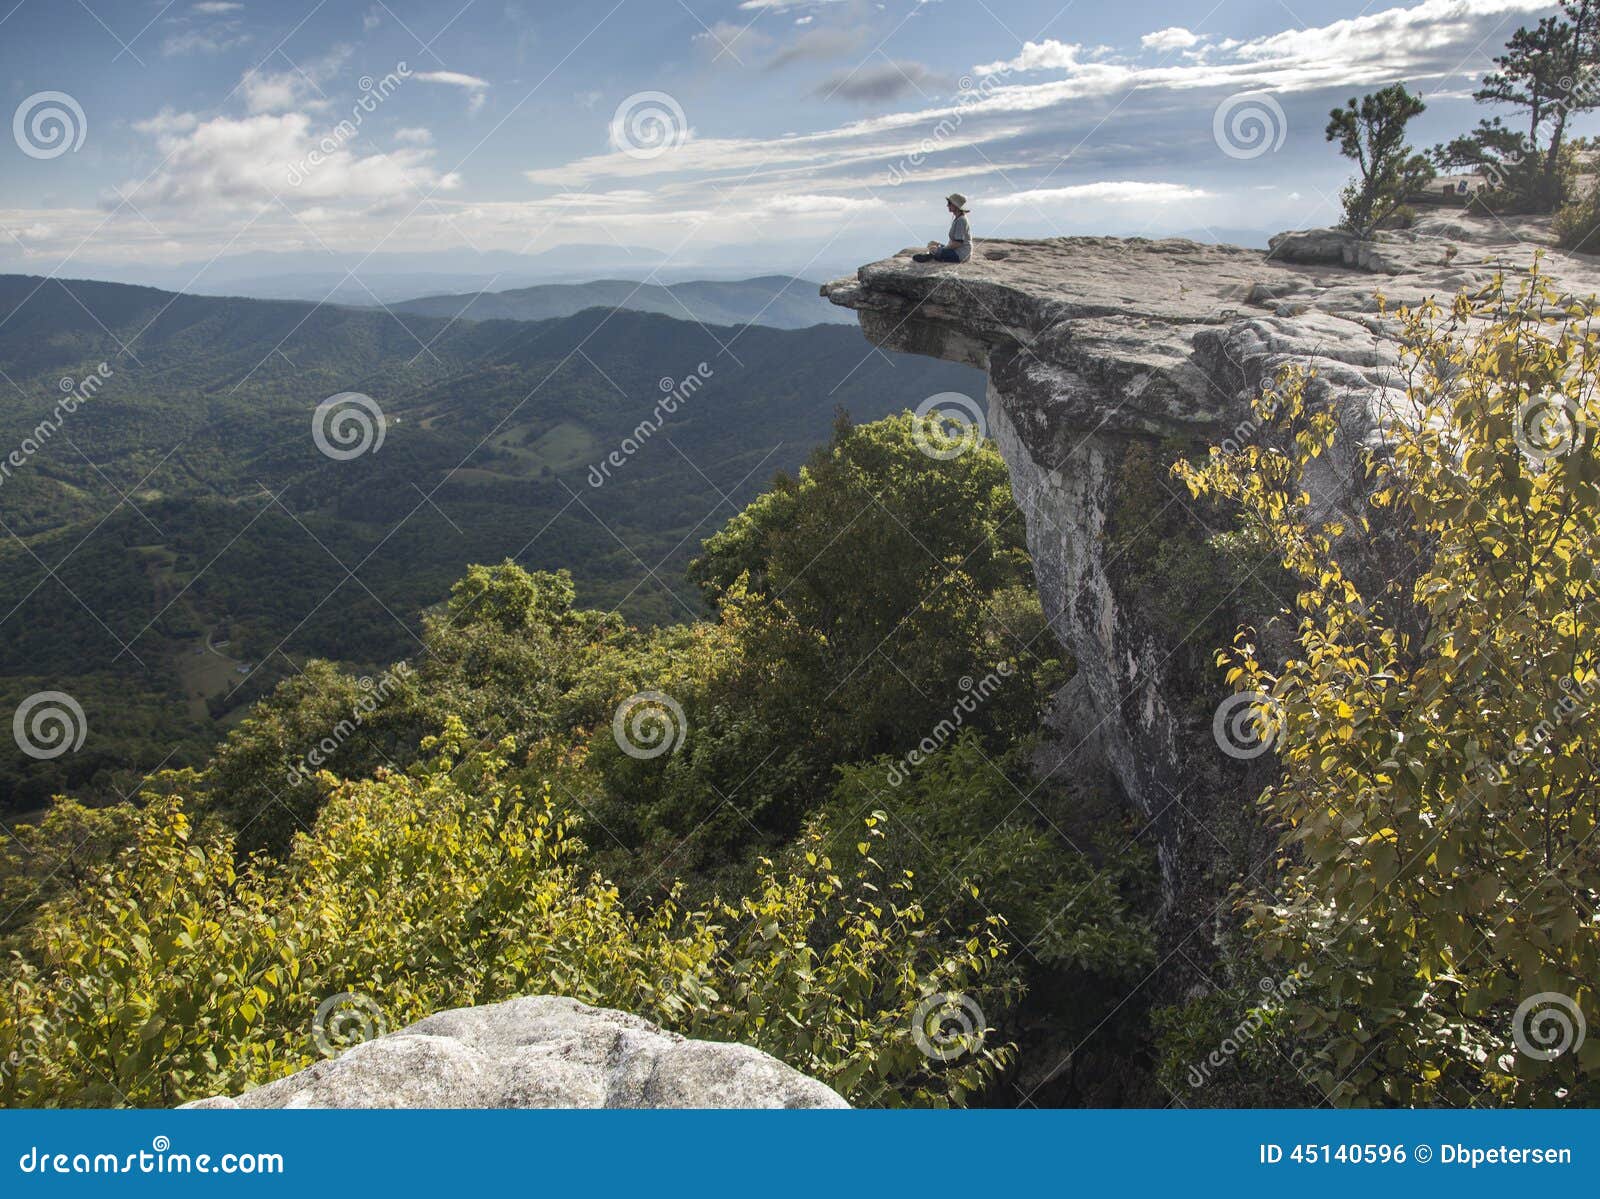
left=824, top=215, right=1600, bottom=908
left=184, top=995, right=848, bottom=1109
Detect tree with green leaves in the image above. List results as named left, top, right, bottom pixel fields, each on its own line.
left=1325, top=84, right=1432, bottom=235
left=1435, top=0, right=1600, bottom=211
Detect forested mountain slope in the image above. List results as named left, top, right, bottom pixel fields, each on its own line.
left=0, top=274, right=980, bottom=810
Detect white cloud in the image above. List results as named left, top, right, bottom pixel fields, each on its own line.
left=974, top=40, right=1083, bottom=75
left=132, top=108, right=199, bottom=137
left=413, top=70, right=491, bottom=89
left=162, top=26, right=251, bottom=55
left=394, top=126, right=433, bottom=145
left=117, top=112, right=460, bottom=212
left=240, top=69, right=313, bottom=114
left=997, top=181, right=1212, bottom=205
left=192, top=1, right=244, bottom=11
left=236, top=47, right=351, bottom=113
left=413, top=70, right=491, bottom=112
left=982, top=0, right=1550, bottom=84
left=1141, top=27, right=1202, bottom=53
left=759, top=192, right=885, bottom=215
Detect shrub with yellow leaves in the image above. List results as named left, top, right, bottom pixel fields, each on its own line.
left=0, top=718, right=1012, bottom=1108
left=1176, top=268, right=1600, bottom=1106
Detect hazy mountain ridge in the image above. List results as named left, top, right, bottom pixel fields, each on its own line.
left=390, top=276, right=852, bottom=329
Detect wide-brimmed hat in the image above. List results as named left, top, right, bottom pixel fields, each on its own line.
left=945, top=193, right=969, bottom=211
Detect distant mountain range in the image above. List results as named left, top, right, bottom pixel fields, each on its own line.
left=35, top=239, right=893, bottom=306
left=18, top=225, right=1278, bottom=310
left=390, top=276, right=850, bottom=330
left=0, top=272, right=980, bottom=809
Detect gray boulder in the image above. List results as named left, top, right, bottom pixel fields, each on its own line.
left=183, top=996, right=847, bottom=1109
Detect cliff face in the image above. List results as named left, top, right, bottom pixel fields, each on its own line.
left=823, top=215, right=1600, bottom=913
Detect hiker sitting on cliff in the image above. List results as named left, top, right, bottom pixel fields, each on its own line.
left=913, top=194, right=972, bottom=263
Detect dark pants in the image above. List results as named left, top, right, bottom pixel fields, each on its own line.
left=913, top=247, right=961, bottom=263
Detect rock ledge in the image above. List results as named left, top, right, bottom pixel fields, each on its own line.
left=184, top=995, right=848, bottom=1109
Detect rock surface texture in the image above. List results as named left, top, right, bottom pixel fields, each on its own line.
left=184, top=996, right=848, bottom=1109
left=823, top=214, right=1600, bottom=915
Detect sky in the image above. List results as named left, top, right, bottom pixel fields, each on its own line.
left=0, top=0, right=1582, bottom=282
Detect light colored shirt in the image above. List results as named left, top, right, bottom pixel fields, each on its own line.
left=949, top=214, right=972, bottom=261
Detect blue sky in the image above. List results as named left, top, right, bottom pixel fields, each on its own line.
left=0, top=0, right=1581, bottom=279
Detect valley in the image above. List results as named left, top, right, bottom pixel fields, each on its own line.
left=0, top=274, right=980, bottom=811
